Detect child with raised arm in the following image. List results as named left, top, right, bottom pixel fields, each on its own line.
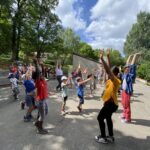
left=61, top=76, right=71, bottom=115
left=76, top=76, right=93, bottom=112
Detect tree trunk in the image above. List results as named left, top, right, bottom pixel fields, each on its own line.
left=16, top=23, right=21, bottom=61
left=11, top=19, right=17, bottom=61
left=37, top=50, right=41, bottom=58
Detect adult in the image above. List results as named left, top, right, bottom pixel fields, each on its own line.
left=95, top=50, right=121, bottom=144
left=55, top=62, right=63, bottom=91
left=121, top=64, right=133, bottom=123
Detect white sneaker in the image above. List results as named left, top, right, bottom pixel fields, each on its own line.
left=121, top=119, right=131, bottom=123
left=95, top=135, right=108, bottom=144
left=119, top=116, right=125, bottom=119
left=89, top=94, right=93, bottom=98
left=61, top=111, right=66, bottom=115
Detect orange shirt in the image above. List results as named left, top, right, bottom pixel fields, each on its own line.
left=102, top=76, right=121, bottom=105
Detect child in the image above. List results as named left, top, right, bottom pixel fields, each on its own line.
left=23, top=73, right=36, bottom=122
left=61, top=76, right=71, bottom=115
left=76, top=76, right=93, bottom=112
left=10, top=74, right=20, bottom=100
left=34, top=73, right=49, bottom=134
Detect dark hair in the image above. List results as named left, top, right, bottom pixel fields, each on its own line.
left=111, top=66, right=119, bottom=76
left=76, top=77, right=81, bottom=82
left=87, top=74, right=92, bottom=78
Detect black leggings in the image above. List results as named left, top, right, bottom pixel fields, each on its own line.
left=97, top=101, right=118, bottom=137
left=56, top=75, right=62, bottom=90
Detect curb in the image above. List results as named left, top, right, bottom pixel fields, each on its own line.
left=136, top=78, right=147, bottom=84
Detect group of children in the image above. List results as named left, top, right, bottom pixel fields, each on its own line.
left=8, top=58, right=49, bottom=134
left=7, top=51, right=137, bottom=140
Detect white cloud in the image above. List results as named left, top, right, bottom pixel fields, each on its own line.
left=86, top=0, right=150, bottom=54
left=55, top=0, right=86, bottom=31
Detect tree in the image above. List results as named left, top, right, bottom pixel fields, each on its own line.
left=124, top=12, right=150, bottom=80
left=109, top=50, right=125, bottom=66
left=21, top=0, right=60, bottom=58
left=0, top=0, right=12, bottom=54
left=79, top=42, right=99, bottom=60
left=0, top=0, right=60, bottom=60
left=124, top=12, right=150, bottom=60
left=58, top=28, right=80, bottom=65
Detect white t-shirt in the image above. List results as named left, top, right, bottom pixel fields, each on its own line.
left=10, top=78, right=18, bottom=89
left=122, top=78, right=127, bottom=91
left=61, top=82, right=68, bottom=98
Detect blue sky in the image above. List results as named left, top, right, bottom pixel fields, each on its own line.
left=55, top=0, right=150, bottom=55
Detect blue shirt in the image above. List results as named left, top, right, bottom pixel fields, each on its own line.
left=23, top=79, right=35, bottom=93
left=76, top=84, right=84, bottom=97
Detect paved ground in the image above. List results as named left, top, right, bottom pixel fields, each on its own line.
left=0, top=80, right=150, bottom=150
left=0, top=70, right=10, bottom=86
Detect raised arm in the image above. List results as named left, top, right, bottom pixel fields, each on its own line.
left=75, top=63, right=81, bottom=73
left=106, top=48, right=111, bottom=68
left=100, top=50, right=114, bottom=81
left=78, top=76, right=93, bottom=86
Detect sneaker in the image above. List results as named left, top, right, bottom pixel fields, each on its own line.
left=95, top=135, right=101, bottom=140
left=24, top=116, right=31, bottom=122
left=29, top=114, right=34, bottom=120
left=106, top=136, right=115, bottom=143
left=119, top=116, right=125, bottom=119
left=89, top=94, right=93, bottom=98
left=61, top=110, right=66, bottom=115
left=95, top=135, right=108, bottom=144
left=37, top=129, right=48, bottom=134
left=121, top=119, right=131, bottom=123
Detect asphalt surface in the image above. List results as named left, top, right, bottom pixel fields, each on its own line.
left=0, top=80, right=150, bottom=150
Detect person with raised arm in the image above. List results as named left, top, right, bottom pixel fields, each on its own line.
left=95, top=50, right=121, bottom=144
left=55, top=61, right=63, bottom=91
left=76, top=75, right=93, bottom=112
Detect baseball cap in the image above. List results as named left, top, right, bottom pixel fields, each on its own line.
left=61, top=76, right=67, bottom=81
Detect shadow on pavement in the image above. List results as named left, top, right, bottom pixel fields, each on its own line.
left=131, top=119, right=150, bottom=127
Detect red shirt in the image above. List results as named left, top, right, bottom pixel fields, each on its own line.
left=35, top=79, right=48, bottom=101
left=11, top=66, right=17, bottom=73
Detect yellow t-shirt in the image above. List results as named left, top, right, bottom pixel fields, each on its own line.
left=102, top=76, right=121, bottom=106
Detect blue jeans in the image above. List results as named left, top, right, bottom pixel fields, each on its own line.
left=36, top=99, right=48, bottom=121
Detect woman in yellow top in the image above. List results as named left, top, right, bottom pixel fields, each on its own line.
left=95, top=50, right=121, bottom=144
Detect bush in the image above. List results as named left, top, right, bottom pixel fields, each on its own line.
left=137, top=61, right=150, bottom=82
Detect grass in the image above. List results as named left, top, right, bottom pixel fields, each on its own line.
left=147, top=82, right=150, bottom=86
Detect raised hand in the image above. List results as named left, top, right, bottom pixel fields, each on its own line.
left=100, top=50, right=104, bottom=59
left=106, top=48, right=111, bottom=56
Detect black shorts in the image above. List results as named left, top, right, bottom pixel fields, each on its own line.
left=63, top=96, right=68, bottom=102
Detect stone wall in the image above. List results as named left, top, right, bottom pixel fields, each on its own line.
left=73, top=54, right=102, bottom=73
